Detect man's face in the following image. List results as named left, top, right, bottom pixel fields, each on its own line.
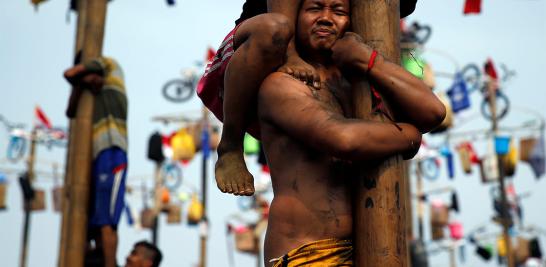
left=297, top=0, right=350, bottom=53
left=125, top=246, right=153, bottom=267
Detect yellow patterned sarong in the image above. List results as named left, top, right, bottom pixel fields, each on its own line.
left=270, top=238, right=353, bottom=267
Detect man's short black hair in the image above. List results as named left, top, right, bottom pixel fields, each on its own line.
left=135, top=241, right=162, bottom=267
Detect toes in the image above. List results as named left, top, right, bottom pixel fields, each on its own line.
left=216, top=182, right=227, bottom=193
left=225, top=183, right=235, bottom=194
left=215, top=176, right=227, bottom=193
left=235, top=182, right=246, bottom=196
left=242, top=181, right=255, bottom=196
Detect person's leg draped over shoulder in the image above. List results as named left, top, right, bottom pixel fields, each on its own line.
left=198, top=13, right=293, bottom=196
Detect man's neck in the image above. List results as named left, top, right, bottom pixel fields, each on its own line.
left=299, top=48, right=334, bottom=69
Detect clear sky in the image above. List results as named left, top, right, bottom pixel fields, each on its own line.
left=1, top=0, right=545, bottom=267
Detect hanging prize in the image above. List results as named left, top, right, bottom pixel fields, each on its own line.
left=447, top=73, right=471, bottom=113
left=171, top=128, right=196, bottom=162
left=0, top=174, right=7, bottom=210
left=422, top=158, right=440, bottom=181
left=161, top=161, right=183, bottom=191
left=187, top=193, right=204, bottom=225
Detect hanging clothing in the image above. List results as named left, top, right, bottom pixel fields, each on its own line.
left=528, top=135, right=545, bottom=179
left=447, top=74, right=471, bottom=113
left=147, top=132, right=165, bottom=164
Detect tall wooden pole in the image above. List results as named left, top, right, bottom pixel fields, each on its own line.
left=61, top=0, right=108, bottom=266
left=351, top=1, right=408, bottom=266
left=199, top=107, right=209, bottom=267
left=487, top=81, right=514, bottom=267
left=20, top=128, right=37, bottom=267
left=58, top=0, right=87, bottom=265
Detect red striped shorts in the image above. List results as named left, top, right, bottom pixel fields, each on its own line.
left=197, top=22, right=260, bottom=138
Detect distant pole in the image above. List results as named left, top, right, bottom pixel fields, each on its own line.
left=58, top=0, right=87, bottom=265
left=416, top=161, right=424, bottom=240
left=152, top=163, right=161, bottom=245
left=199, top=107, right=209, bottom=267
left=487, top=80, right=514, bottom=267
left=61, top=0, right=108, bottom=266
left=449, top=244, right=457, bottom=267
left=19, top=128, right=37, bottom=267
left=351, top=0, right=408, bottom=266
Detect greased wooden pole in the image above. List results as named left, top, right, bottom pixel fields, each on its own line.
left=58, top=0, right=87, bottom=265
left=351, top=0, right=408, bottom=266
left=63, top=0, right=108, bottom=266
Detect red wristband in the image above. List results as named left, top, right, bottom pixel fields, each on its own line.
left=367, top=50, right=378, bottom=74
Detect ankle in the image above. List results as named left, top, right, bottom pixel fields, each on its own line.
left=217, top=141, right=243, bottom=156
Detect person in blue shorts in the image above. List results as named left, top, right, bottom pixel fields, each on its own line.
left=65, top=55, right=128, bottom=267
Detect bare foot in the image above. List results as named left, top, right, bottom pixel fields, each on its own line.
left=215, top=149, right=255, bottom=196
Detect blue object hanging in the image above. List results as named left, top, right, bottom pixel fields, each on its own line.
left=495, top=136, right=511, bottom=155
left=201, top=129, right=210, bottom=159
left=447, top=73, right=471, bottom=113
left=440, top=145, right=455, bottom=179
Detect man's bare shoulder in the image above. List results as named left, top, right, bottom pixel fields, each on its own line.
left=259, top=72, right=313, bottom=100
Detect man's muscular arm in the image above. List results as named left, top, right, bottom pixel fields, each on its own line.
left=332, top=33, right=446, bottom=133
left=267, top=0, right=320, bottom=87
left=259, top=72, right=421, bottom=161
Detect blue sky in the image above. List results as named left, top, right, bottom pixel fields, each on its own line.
left=1, top=0, right=545, bottom=266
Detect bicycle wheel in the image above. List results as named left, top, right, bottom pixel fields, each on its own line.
left=481, top=91, right=510, bottom=121
left=460, top=64, right=482, bottom=93
left=162, top=162, right=183, bottom=191
left=162, top=78, right=194, bottom=103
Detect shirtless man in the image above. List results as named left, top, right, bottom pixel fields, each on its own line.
left=258, top=0, right=446, bottom=265
left=200, top=0, right=417, bottom=196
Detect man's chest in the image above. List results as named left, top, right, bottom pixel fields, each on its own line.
left=310, top=76, right=353, bottom=116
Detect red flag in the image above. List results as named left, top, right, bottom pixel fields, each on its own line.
left=464, top=0, right=481, bottom=15
left=205, top=47, right=216, bottom=63
left=484, top=58, right=498, bottom=80
left=35, top=106, right=52, bottom=129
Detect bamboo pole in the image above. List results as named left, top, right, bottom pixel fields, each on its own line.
left=58, top=0, right=87, bottom=265
left=61, top=0, right=108, bottom=266
left=19, top=128, right=37, bottom=267
left=199, top=107, right=209, bottom=267
left=487, top=80, right=515, bottom=267
left=351, top=1, right=408, bottom=266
